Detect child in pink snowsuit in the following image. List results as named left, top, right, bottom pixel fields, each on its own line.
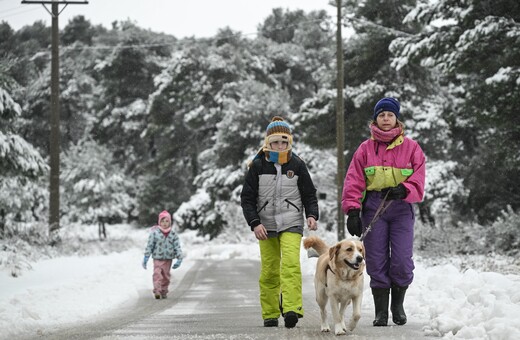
left=142, top=210, right=183, bottom=299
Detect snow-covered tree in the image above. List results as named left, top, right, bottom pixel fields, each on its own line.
left=259, top=8, right=335, bottom=111
left=0, top=62, right=47, bottom=235
left=61, top=138, right=136, bottom=239
left=3, top=4, right=519, bottom=250
left=391, top=0, right=520, bottom=223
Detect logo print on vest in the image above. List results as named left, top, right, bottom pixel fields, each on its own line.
left=287, top=170, right=295, bottom=179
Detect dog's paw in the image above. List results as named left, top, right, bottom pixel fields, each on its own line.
left=348, top=318, right=359, bottom=331
left=320, top=325, right=330, bottom=332
left=334, top=324, right=346, bottom=335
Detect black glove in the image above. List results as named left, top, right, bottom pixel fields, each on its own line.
left=382, top=183, right=408, bottom=200
left=347, top=209, right=362, bottom=237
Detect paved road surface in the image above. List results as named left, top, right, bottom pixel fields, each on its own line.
left=33, top=259, right=428, bottom=339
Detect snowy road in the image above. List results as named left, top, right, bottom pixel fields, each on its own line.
left=3, top=224, right=519, bottom=339
left=29, top=259, right=427, bottom=340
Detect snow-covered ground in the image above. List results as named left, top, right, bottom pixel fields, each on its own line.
left=1, top=224, right=519, bottom=339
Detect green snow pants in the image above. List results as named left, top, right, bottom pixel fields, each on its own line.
left=258, top=231, right=303, bottom=320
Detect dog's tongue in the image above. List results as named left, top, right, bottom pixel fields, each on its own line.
left=345, top=260, right=360, bottom=270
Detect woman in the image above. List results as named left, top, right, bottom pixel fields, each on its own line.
left=342, top=97, right=425, bottom=327
left=240, top=116, right=319, bottom=328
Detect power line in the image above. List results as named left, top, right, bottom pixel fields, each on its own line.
left=345, top=16, right=413, bottom=37
left=0, top=7, right=40, bottom=20
left=64, top=41, right=178, bottom=51
left=8, top=15, right=336, bottom=57
left=1, top=5, right=29, bottom=14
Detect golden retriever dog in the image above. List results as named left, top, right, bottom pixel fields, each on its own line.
left=303, top=236, right=365, bottom=335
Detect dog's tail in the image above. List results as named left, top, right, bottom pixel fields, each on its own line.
left=303, top=235, right=329, bottom=256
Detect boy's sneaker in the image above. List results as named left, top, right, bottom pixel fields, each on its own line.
left=161, top=294, right=167, bottom=299
left=263, top=318, right=278, bottom=327
left=284, top=311, right=298, bottom=328
left=154, top=294, right=161, bottom=299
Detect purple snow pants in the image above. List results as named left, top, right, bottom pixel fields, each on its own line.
left=361, top=191, right=415, bottom=289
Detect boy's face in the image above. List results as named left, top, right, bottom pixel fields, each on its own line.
left=270, top=140, right=289, bottom=151
left=159, top=218, right=171, bottom=228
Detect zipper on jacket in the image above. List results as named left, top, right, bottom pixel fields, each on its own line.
left=257, top=201, right=269, bottom=213
left=285, top=199, right=300, bottom=212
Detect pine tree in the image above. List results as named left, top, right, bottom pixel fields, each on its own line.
left=0, top=62, right=47, bottom=235
left=61, top=138, right=135, bottom=239
left=391, top=0, right=520, bottom=222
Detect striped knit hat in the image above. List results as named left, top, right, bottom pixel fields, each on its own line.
left=262, top=116, right=293, bottom=164
left=265, top=116, right=293, bottom=145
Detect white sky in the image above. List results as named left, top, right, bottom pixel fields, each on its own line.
left=1, top=225, right=520, bottom=339
left=0, top=0, right=337, bottom=37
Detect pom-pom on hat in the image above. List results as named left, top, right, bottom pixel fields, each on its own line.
left=373, top=97, right=401, bottom=121
left=158, top=210, right=171, bottom=225
left=265, top=116, right=293, bottom=145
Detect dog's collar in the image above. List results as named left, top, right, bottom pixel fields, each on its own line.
left=325, top=264, right=335, bottom=287
left=325, top=263, right=362, bottom=286
left=326, top=264, right=336, bottom=276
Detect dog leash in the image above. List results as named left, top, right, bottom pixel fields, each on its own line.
left=359, top=191, right=392, bottom=241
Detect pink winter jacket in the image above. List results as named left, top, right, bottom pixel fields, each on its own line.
left=342, top=135, right=426, bottom=214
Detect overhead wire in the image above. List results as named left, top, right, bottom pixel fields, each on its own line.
left=4, top=15, right=336, bottom=57
left=0, top=6, right=41, bottom=20
left=1, top=8, right=416, bottom=56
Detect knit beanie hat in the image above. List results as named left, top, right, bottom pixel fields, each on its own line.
left=264, top=116, right=293, bottom=145
left=373, top=97, right=401, bottom=120
left=158, top=210, right=171, bottom=225
left=262, top=116, right=293, bottom=164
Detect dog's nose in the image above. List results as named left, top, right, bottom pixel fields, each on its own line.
left=356, top=255, right=363, bottom=263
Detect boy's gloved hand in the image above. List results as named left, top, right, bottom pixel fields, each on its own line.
left=172, top=258, right=182, bottom=269
left=347, top=209, right=362, bottom=237
left=142, top=256, right=149, bottom=270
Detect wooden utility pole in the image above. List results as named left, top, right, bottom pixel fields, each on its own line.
left=21, top=1, right=88, bottom=236
left=49, top=1, right=60, bottom=234
left=335, top=0, right=346, bottom=241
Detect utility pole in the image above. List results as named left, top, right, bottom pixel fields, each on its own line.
left=21, top=1, right=88, bottom=237
left=335, top=0, right=346, bottom=241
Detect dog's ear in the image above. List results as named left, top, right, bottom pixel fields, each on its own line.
left=329, top=243, right=341, bottom=261
left=328, top=246, right=335, bottom=261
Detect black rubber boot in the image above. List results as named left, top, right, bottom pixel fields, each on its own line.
left=391, top=284, right=408, bottom=325
left=263, top=318, right=278, bottom=327
left=372, top=288, right=390, bottom=326
left=284, top=311, right=298, bottom=328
